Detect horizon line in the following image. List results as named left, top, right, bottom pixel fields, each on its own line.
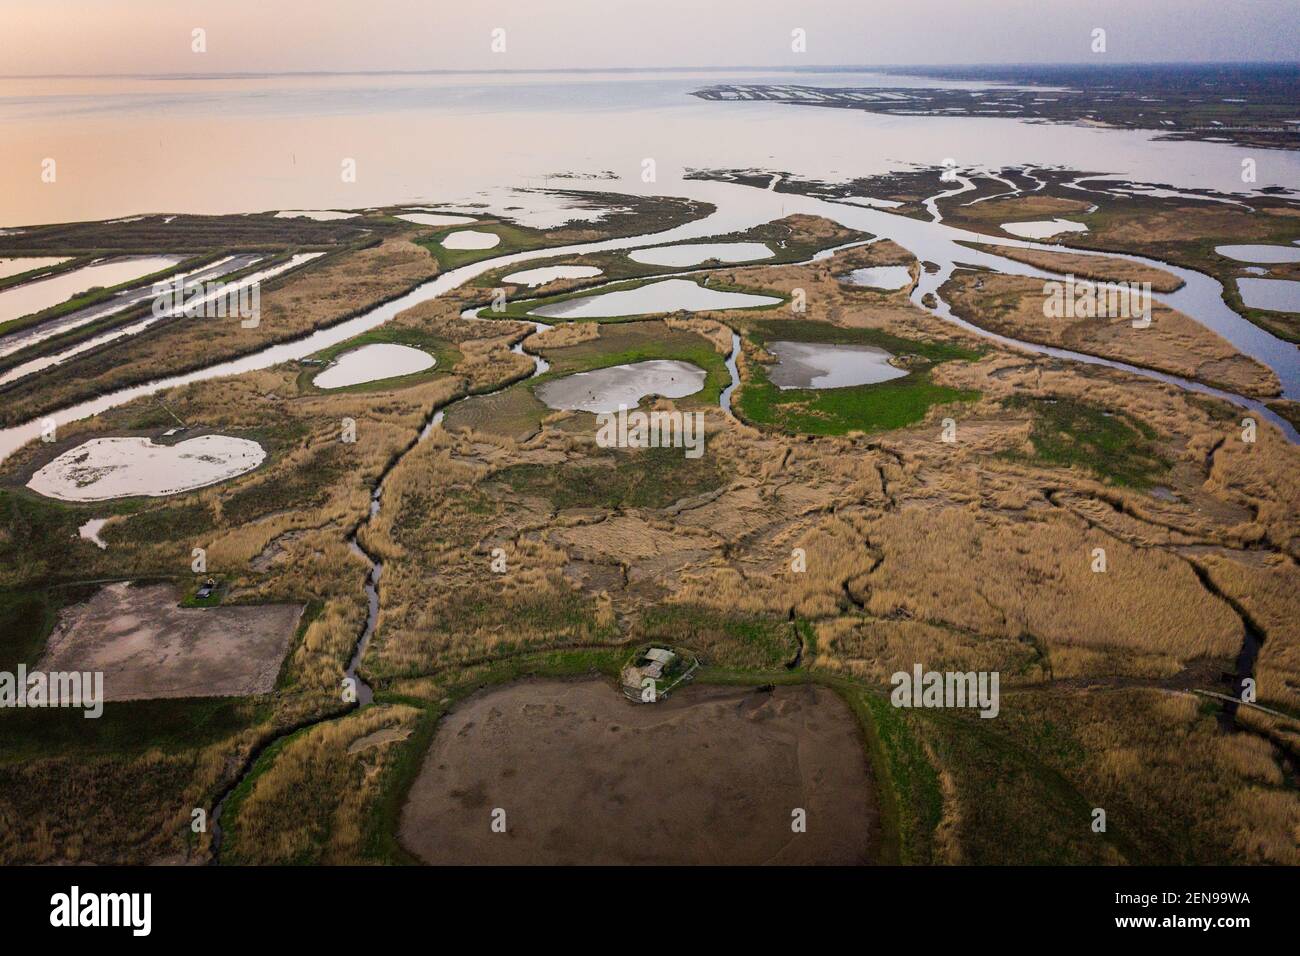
left=3, top=60, right=1299, bottom=81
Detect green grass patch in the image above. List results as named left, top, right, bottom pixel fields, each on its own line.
left=0, top=490, right=90, bottom=589
left=1000, top=396, right=1170, bottom=487
left=496, top=444, right=724, bottom=511
left=0, top=696, right=267, bottom=764
left=737, top=320, right=981, bottom=437
left=101, top=500, right=214, bottom=549
left=859, top=693, right=943, bottom=864
left=915, top=707, right=1133, bottom=864
left=179, top=580, right=223, bottom=608
left=741, top=362, right=979, bottom=436
left=639, top=605, right=796, bottom=670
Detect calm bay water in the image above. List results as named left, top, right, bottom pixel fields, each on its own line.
left=2, top=69, right=1297, bottom=227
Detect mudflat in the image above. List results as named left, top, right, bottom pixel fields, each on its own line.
left=399, top=678, right=878, bottom=865
left=36, top=582, right=302, bottom=700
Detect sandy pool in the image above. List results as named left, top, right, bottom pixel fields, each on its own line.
left=441, top=230, right=501, bottom=250
left=36, top=582, right=303, bottom=700
left=27, top=435, right=265, bottom=501
left=313, top=343, right=435, bottom=388
left=535, top=359, right=706, bottom=412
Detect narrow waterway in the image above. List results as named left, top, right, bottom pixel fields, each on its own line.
left=339, top=313, right=558, bottom=720
left=721, top=331, right=741, bottom=416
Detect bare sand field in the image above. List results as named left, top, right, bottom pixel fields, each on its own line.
left=399, top=679, right=878, bottom=865
left=36, top=582, right=302, bottom=700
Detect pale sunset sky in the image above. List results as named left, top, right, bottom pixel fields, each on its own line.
left=1, top=0, right=1297, bottom=75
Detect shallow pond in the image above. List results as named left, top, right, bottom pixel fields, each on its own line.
left=396, top=212, right=476, bottom=227
left=628, top=241, right=773, bottom=267
left=1000, top=219, right=1089, bottom=239
left=28, top=435, right=266, bottom=501
left=78, top=517, right=108, bottom=549
left=1236, top=278, right=1300, bottom=313
left=441, top=230, right=501, bottom=250
left=840, top=265, right=913, bottom=290
left=766, top=341, right=908, bottom=389
left=530, top=278, right=780, bottom=319
left=273, top=210, right=357, bottom=220
left=535, top=359, right=706, bottom=412
left=1216, top=244, right=1300, bottom=264
left=502, top=265, right=603, bottom=286
left=313, top=343, right=436, bottom=389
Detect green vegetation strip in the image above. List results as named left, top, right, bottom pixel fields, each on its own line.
left=0, top=255, right=95, bottom=293
left=0, top=690, right=267, bottom=764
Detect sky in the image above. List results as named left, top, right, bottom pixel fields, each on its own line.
left=2, top=0, right=1298, bottom=75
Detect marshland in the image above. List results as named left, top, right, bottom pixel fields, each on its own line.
left=0, top=64, right=1297, bottom=870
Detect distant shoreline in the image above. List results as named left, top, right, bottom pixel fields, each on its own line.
left=3, top=61, right=1298, bottom=81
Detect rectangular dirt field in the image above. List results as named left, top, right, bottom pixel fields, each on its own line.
left=35, top=582, right=303, bottom=701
